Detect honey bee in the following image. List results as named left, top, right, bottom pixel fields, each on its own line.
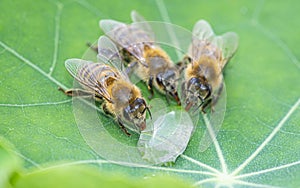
left=99, top=11, right=181, bottom=105
left=181, top=20, right=238, bottom=112
left=179, top=20, right=238, bottom=152
left=60, top=54, right=151, bottom=135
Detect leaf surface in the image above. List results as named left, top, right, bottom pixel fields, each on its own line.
left=0, top=0, right=299, bottom=187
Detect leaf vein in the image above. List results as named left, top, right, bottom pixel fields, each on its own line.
left=232, top=179, right=280, bottom=188
left=0, top=99, right=72, bottom=107
left=12, top=150, right=41, bottom=169
left=180, top=154, right=221, bottom=175
left=33, top=159, right=216, bottom=176
left=155, top=0, right=181, bottom=59
left=49, top=2, right=63, bottom=75
left=236, top=160, right=300, bottom=179
left=203, top=114, right=228, bottom=174
left=75, top=0, right=109, bottom=18
left=253, top=22, right=300, bottom=69
left=0, top=41, right=69, bottom=90
left=231, top=98, right=300, bottom=176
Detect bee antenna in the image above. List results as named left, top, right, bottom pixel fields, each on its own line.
left=201, top=85, right=211, bottom=102
left=193, top=101, right=204, bottom=113
left=146, top=106, right=152, bottom=119
left=205, top=85, right=212, bottom=100
left=141, top=99, right=152, bottom=119
left=191, top=95, right=205, bottom=113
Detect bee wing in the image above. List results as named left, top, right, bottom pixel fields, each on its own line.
left=213, top=32, right=239, bottom=69
left=100, top=19, right=154, bottom=66
left=191, top=20, right=238, bottom=68
left=199, top=82, right=226, bottom=152
left=192, top=20, right=215, bottom=41
left=65, top=58, right=117, bottom=102
left=131, top=10, right=155, bottom=40
left=100, top=19, right=127, bottom=35
left=131, top=10, right=146, bottom=22
left=189, top=20, right=217, bottom=62
left=97, top=35, right=130, bottom=81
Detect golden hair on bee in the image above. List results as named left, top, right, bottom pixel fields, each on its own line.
left=181, top=20, right=238, bottom=112
left=60, top=57, right=151, bottom=136
left=185, top=55, right=223, bottom=93
left=143, top=45, right=171, bottom=61
left=100, top=11, right=181, bottom=105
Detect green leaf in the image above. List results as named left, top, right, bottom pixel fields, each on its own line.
left=0, top=138, right=193, bottom=188
left=0, top=0, right=299, bottom=187
left=13, top=165, right=193, bottom=188
left=0, top=137, right=22, bottom=188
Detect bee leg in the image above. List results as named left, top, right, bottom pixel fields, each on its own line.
left=59, top=88, right=92, bottom=97
left=121, top=48, right=133, bottom=64
left=125, top=61, right=138, bottom=75
left=117, top=119, right=131, bottom=136
left=202, top=83, right=224, bottom=114
left=86, top=42, right=98, bottom=53
left=101, top=103, right=113, bottom=116
left=201, top=98, right=212, bottom=114
left=58, top=87, right=103, bottom=102
left=176, top=56, right=191, bottom=74
left=176, top=62, right=185, bottom=74
left=147, top=76, right=154, bottom=99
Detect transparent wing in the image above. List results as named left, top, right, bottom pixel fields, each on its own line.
left=131, top=10, right=155, bottom=40
left=97, top=36, right=129, bottom=81
left=99, top=19, right=126, bottom=35
left=199, top=82, right=226, bottom=152
left=100, top=19, right=154, bottom=63
left=192, top=20, right=215, bottom=41
left=189, top=37, right=222, bottom=64
left=65, top=58, right=116, bottom=102
left=188, top=20, right=218, bottom=62
left=213, top=32, right=239, bottom=68
left=131, top=10, right=146, bottom=22
left=72, top=84, right=151, bottom=165
left=191, top=20, right=238, bottom=68
left=65, top=58, right=96, bottom=88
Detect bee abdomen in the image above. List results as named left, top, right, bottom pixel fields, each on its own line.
left=78, top=63, right=119, bottom=87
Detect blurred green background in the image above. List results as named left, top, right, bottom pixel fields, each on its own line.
left=0, top=0, right=299, bottom=187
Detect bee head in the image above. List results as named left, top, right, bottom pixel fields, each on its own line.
left=156, top=69, right=181, bottom=105
left=123, top=98, right=151, bottom=131
left=184, top=77, right=211, bottom=111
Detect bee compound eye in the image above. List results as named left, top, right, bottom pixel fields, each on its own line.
left=187, top=77, right=200, bottom=88
left=200, top=84, right=208, bottom=91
